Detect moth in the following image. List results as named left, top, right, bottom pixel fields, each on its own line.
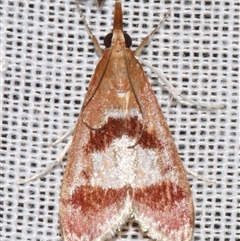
left=59, top=1, right=194, bottom=240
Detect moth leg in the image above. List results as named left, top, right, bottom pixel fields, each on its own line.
left=137, top=56, right=225, bottom=110
left=186, top=168, right=217, bottom=184
left=75, top=0, right=104, bottom=56
left=134, top=9, right=171, bottom=57
left=0, top=59, right=8, bottom=72
left=50, top=125, right=75, bottom=147
left=18, top=137, right=72, bottom=185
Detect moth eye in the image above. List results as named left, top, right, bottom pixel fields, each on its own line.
left=104, top=32, right=113, bottom=48
left=103, top=32, right=132, bottom=48
left=124, top=33, right=132, bottom=48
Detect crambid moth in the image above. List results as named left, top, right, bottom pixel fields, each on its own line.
left=59, top=0, right=194, bottom=240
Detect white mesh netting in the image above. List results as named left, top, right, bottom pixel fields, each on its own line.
left=1, top=0, right=239, bottom=240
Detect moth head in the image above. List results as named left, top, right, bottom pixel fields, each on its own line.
left=104, top=32, right=132, bottom=49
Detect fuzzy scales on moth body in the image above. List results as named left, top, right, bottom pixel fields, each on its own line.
left=60, top=1, right=194, bottom=241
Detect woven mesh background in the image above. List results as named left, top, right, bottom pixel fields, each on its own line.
left=1, top=0, right=239, bottom=240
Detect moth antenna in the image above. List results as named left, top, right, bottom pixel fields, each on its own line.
left=127, top=128, right=144, bottom=149
left=80, top=57, right=110, bottom=130
left=81, top=80, right=108, bottom=130
left=124, top=52, right=145, bottom=149
left=81, top=114, right=106, bottom=131
left=75, top=0, right=111, bottom=130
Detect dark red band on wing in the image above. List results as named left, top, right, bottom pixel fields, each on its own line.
left=133, top=181, right=193, bottom=232
left=133, top=181, right=187, bottom=212
left=61, top=186, right=128, bottom=240
left=67, top=185, right=127, bottom=215
left=84, top=117, right=162, bottom=153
